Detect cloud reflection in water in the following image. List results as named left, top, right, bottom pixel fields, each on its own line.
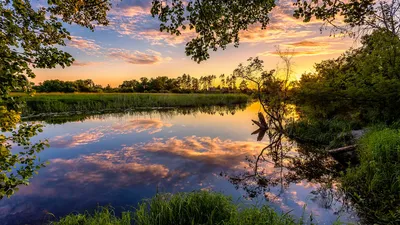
left=50, top=119, right=173, bottom=148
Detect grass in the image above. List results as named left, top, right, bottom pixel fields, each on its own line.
left=341, top=128, right=400, bottom=224
left=53, top=191, right=298, bottom=225
left=17, top=93, right=250, bottom=116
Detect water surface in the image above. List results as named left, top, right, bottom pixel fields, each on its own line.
left=1, top=104, right=357, bottom=224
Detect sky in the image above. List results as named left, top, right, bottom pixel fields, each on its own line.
left=33, top=0, right=358, bottom=87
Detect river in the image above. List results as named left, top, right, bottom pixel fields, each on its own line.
left=0, top=103, right=358, bottom=224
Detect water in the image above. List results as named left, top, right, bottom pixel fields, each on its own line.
left=1, top=104, right=358, bottom=224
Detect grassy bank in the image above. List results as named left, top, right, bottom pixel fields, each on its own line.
left=341, top=128, right=400, bottom=224
left=19, top=93, right=250, bottom=116
left=54, top=192, right=298, bottom=225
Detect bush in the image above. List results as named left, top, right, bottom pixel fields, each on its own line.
left=341, top=128, right=400, bottom=224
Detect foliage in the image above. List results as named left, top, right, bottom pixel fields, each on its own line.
left=341, top=128, right=400, bottom=224
left=54, top=191, right=298, bottom=225
left=0, top=0, right=111, bottom=198
left=294, top=0, right=400, bottom=36
left=34, top=73, right=250, bottom=94
left=150, top=0, right=275, bottom=63
left=20, top=93, right=250, bottom=116
left=293, top=30, right=400, bottom=125
left=35, top=79, right=102, bottom=93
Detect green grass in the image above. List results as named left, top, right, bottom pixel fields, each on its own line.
left=53, top=191, right=298, bottom=225
left=53, top=207, right=133, bottom=225
left=18, top=93, right=250, bottom=116
left=341, top=128, right=400, bottom=224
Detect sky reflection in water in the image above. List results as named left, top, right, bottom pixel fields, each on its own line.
left=1, top=104, right=357, bottom=225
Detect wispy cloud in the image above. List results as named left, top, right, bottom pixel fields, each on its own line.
left=260, top=49, right=345, bottom=57
left=67, top=36, right=101, bottom=54
left=286, top=41, right=329, bottom=47
left=67, top=35, right=172, bottom=65
left=108, top=48, right=172, bottom=64
left=73, top=61, right=104, bottom=67
left=112, top=119, right=173, bottom=134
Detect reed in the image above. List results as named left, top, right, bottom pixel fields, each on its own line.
left=19, top=93, right=250, bottom=116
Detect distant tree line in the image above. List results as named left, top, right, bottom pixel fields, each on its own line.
left=33, top=74, right=252, bottom=94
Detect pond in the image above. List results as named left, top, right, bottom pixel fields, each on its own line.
left=0, top=103, right=358, bottom=224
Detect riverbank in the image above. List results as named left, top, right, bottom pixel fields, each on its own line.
left=54, top=191, right=300, bottom=225
left=19, top=93, right=250, bottom=116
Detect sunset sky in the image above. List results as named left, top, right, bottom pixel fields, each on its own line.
left=34, top=0, right=358, bottom=87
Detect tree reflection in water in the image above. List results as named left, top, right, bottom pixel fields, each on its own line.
left=221, top=57, right=353, bottom=215
left=223, top=101, right=351, bottom=213
left=23, top=104, right=248, bottom=125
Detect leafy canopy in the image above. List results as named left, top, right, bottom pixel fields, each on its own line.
left=151, top=0, right=276, bottom=63
left=151, top=0, right=395, bottom=62
left=0, top=0, right=112, bottom=199
left=294, top=0, right=400, bottom=36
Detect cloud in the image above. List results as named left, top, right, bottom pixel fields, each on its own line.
left=109, top=0, right=152, bottom=17
left=260, top=49, right=345, bottom=57
left=134, top=136, right=266, bottom=168
left=136, top=29, right=196, bottom=46
left=240, top=27, right=314, bottom=44
left=73, top=61, right=104, bottom=66
left=67, top=34, right=172, bottom=65
left=67, top=36, right=101, bottom=54
left=108, top=48, right=171, bottom=64
left=112, top=119, right=173, bottom=134
left=50, top=128, right=105, bottom=148
left=50, top=119, right=174, bottom=148
left=50, top=156, right=170, bottom=187
left=286, top=41, right=329, bottom=47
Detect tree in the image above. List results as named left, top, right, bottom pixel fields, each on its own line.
left=293, top=30, right=400, bottom=123
left=219, top=74, right=226, bottom=88
left=0, top=0, right=112, bottom=199
left=239, top=80, right=248, bottom=92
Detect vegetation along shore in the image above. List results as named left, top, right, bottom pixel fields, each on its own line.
left=18, top=93, right=250, bottom=116
left=53, top=191, right=307, bottom=225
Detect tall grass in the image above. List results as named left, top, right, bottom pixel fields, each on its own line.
left=20, top=93, right=250, bottom=116
left=341, top=128, right=400, bottom=224
left=53, top=191, right=298, bottom=225
left=53, top=207, right=133, bottom=225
